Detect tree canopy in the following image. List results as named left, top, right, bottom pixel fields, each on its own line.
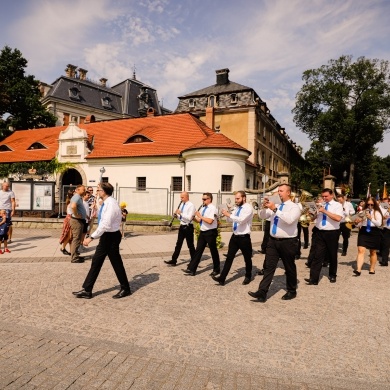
left=0, top=45, right=56, bottom=139
left=292, top=55, right=390, bottom=195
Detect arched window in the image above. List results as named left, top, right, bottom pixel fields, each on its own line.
left=124, top=134, right=153, bottom=144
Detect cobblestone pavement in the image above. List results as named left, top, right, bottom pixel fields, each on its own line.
left=1, top=228, right=389, bottom=389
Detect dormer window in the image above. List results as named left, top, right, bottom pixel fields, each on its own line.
left=189, top=99, right=195, bottom=108
left=124, top=134, right=153, bottom=144
left=209, top=95, right=216, bottom=107
left=101, top=96, right=112, bottom=109
left=27, top=142, right=47, bottom=150
left=230, top=93, right=238, bottom=104
left=0, top=144, right=12, bottom=152
left=68, top=87, right=80, bottom=100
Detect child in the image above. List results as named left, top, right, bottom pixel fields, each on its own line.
left=120, top=202, right=128, bottom=239
left=0, top=209, right=10, bottom=254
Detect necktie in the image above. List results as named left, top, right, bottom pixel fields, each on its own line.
left=271, top=203, right=284, bottom=235
left=200, top=206, right=207, bottom=226
left=387, top=217, right=390, bottom=227
left=98, top=203, right=104, bottom=225
left=233, top=206, right=242, bottom=231
left=367, top=211, right=372, bottom=232
left=180, top=203, right=185, bottom=220
left=322, top=203, right=329, bottom=226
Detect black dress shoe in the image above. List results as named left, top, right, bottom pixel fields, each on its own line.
left=353, top=270, right=361, bottom=276
left=164, top=260, right=177, bottom=266
left=182, top=269, right=195, bottom=276
left=248, top=290, right=266, bottom=302
left=281, top=291, right=297, bottom=300
left=322, top=263, right=328, bottom=268
left=257, top=269, right=264, bottom=275
left=242, top=277, right=251, bottom=285
left=61, top=249, right=71, bottom=255
left=210, top=270, right=220, bottom=276
left=379, top=262, right=388, bottom=267
left=112, top=289, right=131, bottom=299
left=329, top=276, right=337, bottom=283
left=72, top=289, right=92, bottom=299
left=211, top=275, right=225, bottom=285
left=341, top=251, right=347, bottom=256
left=71, top=257, right=85, bottom=263
left=304, top=278, right=318, bottom=285
left=369, top=271, right=375, bottom=275
left=305, top=262, right=311, bottom=268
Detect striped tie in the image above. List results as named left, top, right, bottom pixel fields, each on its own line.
left=271, top=203, right=284, bottom=235
left=322, top=203, right=329, bottom=226
left=233, top=206, right=242, bottom=231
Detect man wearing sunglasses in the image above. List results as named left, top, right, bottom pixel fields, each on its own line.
left=183, top=193, right=220, bottom=276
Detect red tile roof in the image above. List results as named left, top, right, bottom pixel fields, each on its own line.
left=0, top=113, right=249, bottom=162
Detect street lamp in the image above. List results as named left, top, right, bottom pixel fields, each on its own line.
left=99, top=166, right=106, bottom=183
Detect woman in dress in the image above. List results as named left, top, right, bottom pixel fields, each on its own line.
left=353, top=197, right=383, bottom=276
left=59, top=189, right=75, bottom=255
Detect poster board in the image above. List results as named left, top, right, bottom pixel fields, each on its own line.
left=10, top=182, right=55, bottom=211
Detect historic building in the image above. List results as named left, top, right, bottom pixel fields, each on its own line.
left=175, top=68, right=305, bottom=190
left=0, top=113, right=250, bottom=215
left=39, top=64, right=171, bottom=127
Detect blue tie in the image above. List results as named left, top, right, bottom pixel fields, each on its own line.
left=200, top=206, right=207, bottom=226
left=98, top=203, right=104, bottom=225
left=179, top=203, right=185, bottom=220
left=271, top=203, right=284, bottom=235
left=367, top=211, right=372, bottom=232
left=387, top=217, right=390, bottom=227
left=233, top=206, right=242, bottom=231
left=322, top=203, right=329, bottom=226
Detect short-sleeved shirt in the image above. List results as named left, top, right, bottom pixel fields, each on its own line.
left=70, top=193, right=87, bottom=219
left=0, top=190, right=15, bottom=210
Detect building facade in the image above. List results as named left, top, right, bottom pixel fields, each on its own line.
left=175, top=68, right=305, bottom=190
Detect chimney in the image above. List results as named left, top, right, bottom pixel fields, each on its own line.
left=65, top=64, right=77, bottom=78
left=205, top=107, right=214, bottom=130
left=100, top=78, right=108, bottom=87
left=78, top=68, right=88, bottom=80
left=216, top=68, right=230, bottom=85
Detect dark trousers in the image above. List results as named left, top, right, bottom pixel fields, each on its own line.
left=339, top=222, right=351, bottom=252
left=220, top=234, right=252, bottom=282
left=82, top=231, right=130, bottom=292
left=310, top=229, right=340, bottom=281
left=70, top=218, right=84, bottom=261
left=172, top=224, right=195, bottom=261
left=188, top=229, right=220, bottom=272
left=258, top=237, right=298, bottom=295
left=380, top=229, right=390, bottom=265
left=297, top=223, right=309, bottom=249
left=261, top=220, right=271, bottom=252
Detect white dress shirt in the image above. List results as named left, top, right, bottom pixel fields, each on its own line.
left=259, top=199, right=301, bottom=238
left=380, top=205, right=390, bottom=229
left=91, top=196, right=122, bottom=239
left=199, top=203, right=218, bottom=231
left=340, top=201, right=355, bottom=223
left=315, top=199, right=343, bottom=230
left=358, top=210, right=383, bottom=228
left=177, top=201, right=196, bottom=225
left=227, top=202, right=253, bottom=235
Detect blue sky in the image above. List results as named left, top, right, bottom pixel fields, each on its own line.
left=1, top=0, right=389, bottom=157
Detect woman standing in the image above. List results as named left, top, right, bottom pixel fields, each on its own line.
left=59, top=189, right=75, bottom=255
left=353, top=197, right=383, bottom=276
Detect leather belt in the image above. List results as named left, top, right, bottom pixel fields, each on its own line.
left=270, top=236, right=295, bottom=241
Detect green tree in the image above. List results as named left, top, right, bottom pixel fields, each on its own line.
left=0, top=45, right=56, bottom=139
left=292, top=55, right=390, bottom=195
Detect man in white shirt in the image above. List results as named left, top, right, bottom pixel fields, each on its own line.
left=336, top=193, right=355, bottom=256
left=183, top=193, right=220, bottom=276
left=305, top=188, right=343, bottom=285
left=73, top=182, right=131, bottom=299
left=165, top=192, right=196, bottom=266
left=248, top=184, right=301, bottom=302
left=212, top=191, right=253, bottom=286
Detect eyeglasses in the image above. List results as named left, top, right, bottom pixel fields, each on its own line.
left=202, top=198, right=209, bottom=201
left=367, top=204, right=374, bottom=206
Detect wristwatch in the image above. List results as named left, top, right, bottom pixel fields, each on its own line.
left=273, top=208, right=277, bottom=213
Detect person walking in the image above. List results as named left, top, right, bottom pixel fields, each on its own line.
left=379, top=197, right=390, bottom=267
left=336, top=193, right=355, bottom=256
left=0, top=182, right=15, bottom=243
left=183, top=193, right=220, bottom=276
left=212, top=190, right=253, bottom=285
left=248, top=184, right=301, bottom=302
left=73, top=182, right=132, bottom=299
left=69, top=185, right=87, bottom=263
left=165, top=191, right=196, bottom=266
left=305, top=188, right=343, bottom=285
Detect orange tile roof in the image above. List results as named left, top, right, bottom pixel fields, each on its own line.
left=0, top=113, right=249, bottom=162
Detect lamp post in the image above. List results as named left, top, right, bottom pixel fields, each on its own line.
left=99, top=167, right=106, bottom=183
